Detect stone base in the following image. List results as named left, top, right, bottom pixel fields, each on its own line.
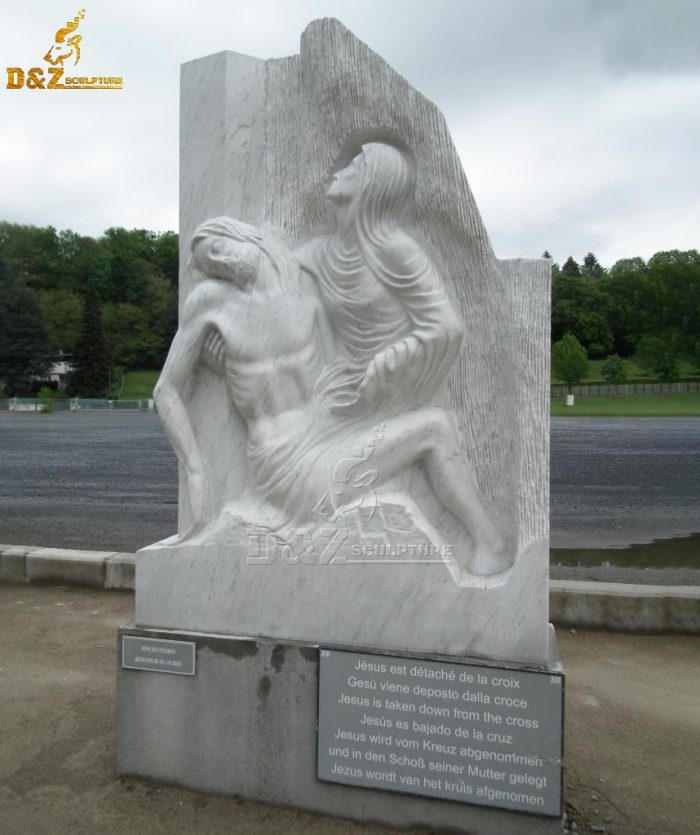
left=117, top=623, right=563, bottom=834
left=136, top=534, right=551, bottom=664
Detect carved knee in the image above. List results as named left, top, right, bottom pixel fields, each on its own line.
left=426, top=407, right=455, bottom=442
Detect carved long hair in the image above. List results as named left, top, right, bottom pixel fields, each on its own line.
left=329, top=141, right=460, bottom=399
left=190, top=216, right=300, bottom=294
left=354, top=142, right=414, bottom=237
left=350, top=142, right=434, bottom=307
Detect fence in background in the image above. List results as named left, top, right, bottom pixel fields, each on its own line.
left=3, top=385, right=698, bottom=410
left=551, top=381, right=700, bottom=399
left=1, top=398, right=153, bottom=412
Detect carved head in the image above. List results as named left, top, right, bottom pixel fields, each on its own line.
left=324, top=152, right=366, bottom=203
left=191, top=217, right=299, bottom=294
left=326, top=142, right=414, bottom=229
left=44, top=10, right=86, bottom=66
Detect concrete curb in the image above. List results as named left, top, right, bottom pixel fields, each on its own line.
left=549, top=578, right=700, bottom=632
left=0, top=544, right=134, bottom=590
left=1, top=544, right=698, bottom=633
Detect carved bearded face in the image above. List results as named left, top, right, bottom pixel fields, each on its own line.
left=324, top=152, right=366, bottom=203
left=193, top=235, right=261, bottom=287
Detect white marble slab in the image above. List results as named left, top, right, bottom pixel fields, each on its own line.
left=137, top=19, right=551, bottom=664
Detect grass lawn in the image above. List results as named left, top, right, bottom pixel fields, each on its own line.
left=117, top=368, right=700, bottom=415
left=119, top=369, right=160, bottom=400
left=551, top=394, right=700, bottom=417
left=552, top=355, right=698, bottom=385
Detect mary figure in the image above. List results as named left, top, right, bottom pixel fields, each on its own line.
left=296, top=141, right=465, bottom=415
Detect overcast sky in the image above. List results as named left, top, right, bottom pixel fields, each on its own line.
left=1, top=0, right=698, bottom=266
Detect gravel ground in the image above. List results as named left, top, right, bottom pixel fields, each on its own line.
left=1, top=585, right=698, bottom=835
left=0, top=412, right=698, bottom=583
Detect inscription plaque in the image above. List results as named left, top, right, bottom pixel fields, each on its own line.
left=318, top=649, right=563, bottom=816
left=122, top=636, right=196, bottom=676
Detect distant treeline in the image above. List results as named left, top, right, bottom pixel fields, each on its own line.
left=0, top=221, right=698, bottom=395
left=0, top=221, right=178, bottom=394
left=549, top=251, right=700, bottom=365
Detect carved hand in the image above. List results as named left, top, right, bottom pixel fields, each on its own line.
left=202, top=328, right=226, bottom=373
left=347, top=336, right=421, bottom=410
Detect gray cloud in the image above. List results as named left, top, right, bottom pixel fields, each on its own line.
left=0, top=0, right=698, bottom=267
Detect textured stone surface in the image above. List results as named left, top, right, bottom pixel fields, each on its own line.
left=138, top=19, right=550, bottom=664
left=25, top=548, right=110, bottom=588
left=138, top=538, right=549, bottom=662
left=550, top=580, right=700, bottom=632
left=117, top=623, right=562, bottom=834
left=105, top=553, right=135, bottom=590
left=176, top=20, right=549, bottom=544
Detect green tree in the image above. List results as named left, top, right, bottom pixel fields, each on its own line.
left=561, top=256, right=581, bottom=278
left=600, top=354, right=627, bottom=384
left=88, top=249, right=113, bottom=301
left=634, top=334, right=681, bottom=381
left=102, top=270, right=176, bottom=368
left=581, top=252, right=605, bottom=279
left=690, top=338, right=700, bottom=375
left=0, top=263, right=53, bottom=395
left=142, top=272, right=177, bottom=359
left=0, top=222, right=62, bottom=290
left=0, top=221, right=179, bottom=373
left=646, top=250, right=700, bottom=355
left=153, top=231, right=179, bottom=286
left=38, top=386, right=54, bottom=413
left=101, top=227, right=160, bottom=304
left=551, top=273, right=613, bottom=356
left=552, top=333, right=589, bottom=392
left=104, top=302, right=164, bottom=368
left=633, top=335, right=666, bottom=376
left=37, top=288, right=83, bottom=353
left=67, top=286, right=111, bottom=396
left=654, top=354, right=681, bottom=383
left=542, top=250, right=560, bottom=274
left=600, top=258, right=656, bottom=355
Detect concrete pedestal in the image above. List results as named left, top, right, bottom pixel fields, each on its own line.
left=117, top=623, right=563, bottom=834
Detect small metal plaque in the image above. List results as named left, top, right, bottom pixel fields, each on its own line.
left=318, top=648, right=563, bottom=816
left=122, top=636, right=196, bottom=676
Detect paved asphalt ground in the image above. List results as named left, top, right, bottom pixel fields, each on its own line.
left=1, top=585, right=698, bottom=835
left=550, top=417, right=700, bottom=549
left=0, top=411, right=177, bottom=552
left=0, top=412, right=698, bottom=582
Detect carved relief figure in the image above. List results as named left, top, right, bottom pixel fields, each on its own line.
left=154, top=217, right=330, bottom=538
left=154, top=151, right=507, bottom=577
left=295, top=141, right=506, bottom=574
left=296, top=142, right=463, bottom=415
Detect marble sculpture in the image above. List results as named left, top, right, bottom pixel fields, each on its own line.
left=136, top=20, right=550, bottom=663
left=155, top=142, right=506, bottom=581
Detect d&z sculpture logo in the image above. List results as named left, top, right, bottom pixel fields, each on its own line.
left=6, top=9, right=123, bottom=90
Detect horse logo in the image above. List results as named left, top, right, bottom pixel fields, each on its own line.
left=6, top=7, right=122, bottom=90
left=44, top=9, right=86, bottom=67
